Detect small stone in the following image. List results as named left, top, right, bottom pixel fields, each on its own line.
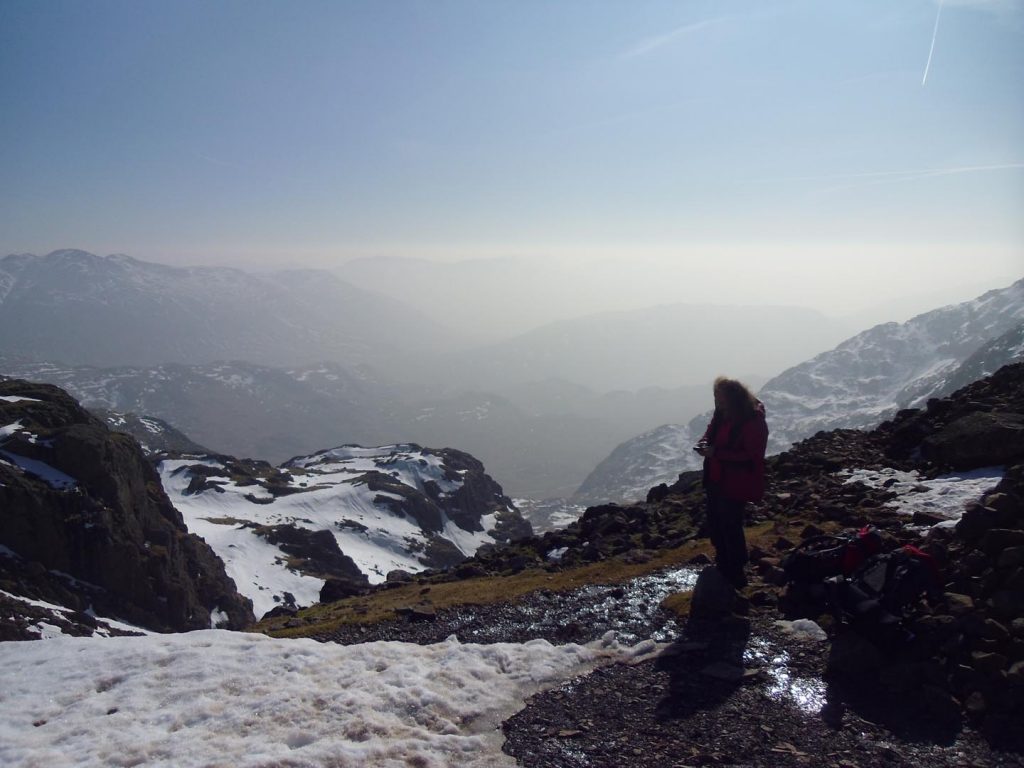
left=997, top=546, right=1024, bottom=570
left=991, top=589, right=1024, bottom=620
left=395, top=605, right=437, bottom=622
left=944, top=592, right=974, bottom=617
left=800, top=524, right=825, bottom=539
left=965, top=691, right=987, bottom=715
left=1005, top=567, right=1024, bottom=593
left=971, top=651, right=1008, bottom=676
left=774, top=537, right=795, bottom=552
left=980, top=492, right=1013, bottom=512
left=912, top=510, right=946, bottom=526
left=980, top=618, right=1011, bottom=642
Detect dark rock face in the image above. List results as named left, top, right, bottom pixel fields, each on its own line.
left=0, top=379, right=254, bottom=634
left=922, top=412, right=1024, bottom=469
left=359, top=446, right=525, bottom=540
left=257, top=524, right=369, bottom=592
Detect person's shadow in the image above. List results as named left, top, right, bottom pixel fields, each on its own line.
left=654, top=566, right=752, bottom=720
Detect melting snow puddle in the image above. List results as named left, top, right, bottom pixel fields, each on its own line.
left=840, top=466, right=1004, bottom=526
left=744, top=636, right=827, bottom=715
left=460, top=567, right=700, bottom=645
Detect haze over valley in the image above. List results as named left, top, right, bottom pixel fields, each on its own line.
left=2, top=3, right=1023, bottom=765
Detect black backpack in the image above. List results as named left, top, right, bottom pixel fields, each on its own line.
left=781, top=527, right=883, bottom=584
left=827, top=546, right=942, bottom=631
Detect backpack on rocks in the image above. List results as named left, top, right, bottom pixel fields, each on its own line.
left=826, top=545, right=942, bottom=635
left=781, top=526, right=883, bottom=584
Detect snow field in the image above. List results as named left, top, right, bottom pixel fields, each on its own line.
left=158, top=449, right=500, bottom=618
left=0, top=589, right=152, bottom=639
left=0, top=629, right=656, bottom=768
left=841, top=466, right=1004, bottom=525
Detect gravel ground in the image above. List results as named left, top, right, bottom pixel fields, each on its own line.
left=311, top=564, right=1023, bottom=767
left=502, top=612, right=1019, bottom=768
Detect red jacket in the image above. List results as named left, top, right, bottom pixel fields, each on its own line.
left=701, top=401, right=769, bottom=502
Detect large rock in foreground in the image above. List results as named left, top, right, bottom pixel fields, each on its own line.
left=0, top=379, right=254, bottom=635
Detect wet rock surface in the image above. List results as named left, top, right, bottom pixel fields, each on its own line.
left=502, top=614, right=1011, bottom=768
left=312, top=567, right=698, bottom=646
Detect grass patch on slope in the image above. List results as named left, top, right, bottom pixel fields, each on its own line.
left=257, top=520, right=784, bottom=639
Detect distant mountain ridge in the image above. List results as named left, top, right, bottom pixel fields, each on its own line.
left=93, top=410, right=212, bottom=456
left=576, top=278, right=1024, bottom=504
left=0, top=357, right=708, bottom=497
left=0, top=358, right=402, bottom=464
left=0, top=249, right=458, bottom=369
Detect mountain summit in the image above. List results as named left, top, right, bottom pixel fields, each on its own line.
left=0, top=250, right=456, bottom=368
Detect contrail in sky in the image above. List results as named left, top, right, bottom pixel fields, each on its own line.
left=922, top=0, right=945, bottom=86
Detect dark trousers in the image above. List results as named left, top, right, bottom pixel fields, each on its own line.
left=705, top=490, right=748, bottom=586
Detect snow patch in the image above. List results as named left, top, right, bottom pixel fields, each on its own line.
left=0, top=630, right=649, bottom=768
left=0, top=450, right=77, bottom=490
left=841, top=466, right=1004, bottom=525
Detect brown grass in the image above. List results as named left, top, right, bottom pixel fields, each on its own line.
left=256, top=520, right=797, bottom=639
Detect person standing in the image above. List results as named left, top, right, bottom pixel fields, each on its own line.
left=694, top=377, right=769, bottom=589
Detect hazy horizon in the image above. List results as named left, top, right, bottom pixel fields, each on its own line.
left=2, top=0, right=1021, bottom=329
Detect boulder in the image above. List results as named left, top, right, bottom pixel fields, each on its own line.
left=689, top=566, right=737, bottom=619
left=922, top=412, right=1024, bottom=469
left=319, top=577, right=366, bottom=604
left=386, top=569, right=414, bottom=584
left=826, top=632, right=883, bottom=682
left=997, top=546, right=1024, bottom=570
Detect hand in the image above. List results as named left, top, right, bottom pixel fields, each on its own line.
left=698, top=445, right=714, bottom=457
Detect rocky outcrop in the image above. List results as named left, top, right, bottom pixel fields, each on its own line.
left=158, top=442, right=532, bottom=615
left=92, top=409, right=211, bottom=457
left=0, top=379, right=254, bottom=635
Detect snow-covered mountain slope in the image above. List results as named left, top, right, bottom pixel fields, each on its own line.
left=158, top=444, right=530, bottom=618
left=576, top=278, right=1024, bottom=504
left=574, top=424, right=695, bottom=507
left=0, top=249, right=459, bottom=368
left=931, top=321, right=1024, bottom=400
left=93, top=410, right=211, bottom=456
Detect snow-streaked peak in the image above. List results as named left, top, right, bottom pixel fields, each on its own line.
left=159, top=443, right=523, bottom=619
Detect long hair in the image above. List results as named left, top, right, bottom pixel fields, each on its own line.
left=713, top=376, right=758, bottom=421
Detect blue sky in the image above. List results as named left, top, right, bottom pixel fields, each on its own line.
left=1, top=0, right=1021, bottom=309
